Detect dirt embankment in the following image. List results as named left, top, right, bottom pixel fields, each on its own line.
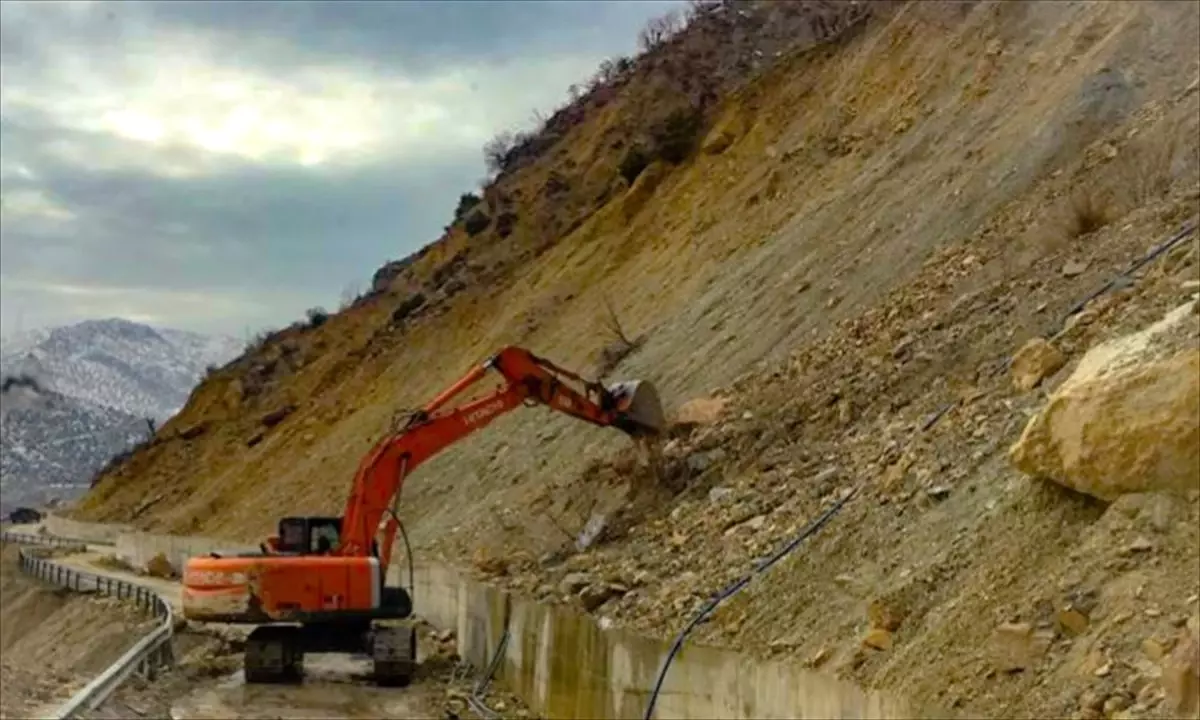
left=0, top=545, right=158, bottom=719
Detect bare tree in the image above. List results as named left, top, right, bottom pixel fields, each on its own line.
left=483, top=130, right=516, bottom=176
left=600, top=294, right=636, bottom=349
left=596, top=293, right=643, bottom=378
left=339, top=281, right=362, bottom=310
left=637, top=9, right=683, bottom=52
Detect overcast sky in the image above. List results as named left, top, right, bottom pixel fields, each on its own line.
left=0, top=0, right=680, bottom=341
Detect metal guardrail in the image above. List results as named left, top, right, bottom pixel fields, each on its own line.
left=0, top=531, right=175, bottom=719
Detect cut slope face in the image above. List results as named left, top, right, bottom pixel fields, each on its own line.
left=78, top=0, right=1197, bottom=540
left=73, top=1, right=1199, bottom=716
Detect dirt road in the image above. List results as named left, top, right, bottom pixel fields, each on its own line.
left=37, top=547, right=532, bottom=719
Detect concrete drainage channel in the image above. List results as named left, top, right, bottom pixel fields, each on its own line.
left=0, top=531, right=176, bottom=719
left=30, top=516, right=947, bottom=719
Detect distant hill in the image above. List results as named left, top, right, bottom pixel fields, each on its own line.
left=0, top=318, right=242, bottom=422
left=0, top=318, right=241, bottom=513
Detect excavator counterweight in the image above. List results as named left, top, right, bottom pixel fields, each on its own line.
left=180, top=346, right=664, bottom=687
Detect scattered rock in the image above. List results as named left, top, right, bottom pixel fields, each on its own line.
left=993, top=621, right=1052, bottom=672
left=1010, top=338, right=1067, bottom=391
left=1010, top=303, right=1200, bottom=501
left=471, top=547, right=509, bottom=577
left=1062, top=259, right=1090, bottom=277
left=862, top=628, right=893, bottom=651
left=1057, top=606, right=1090, bottom=636
left=560, top=572, right=593, bottom=595
left=1079, top=689, right=1105, bottom=714
left=806, top=646, right=831, bottom=667
left=1127, top=536, right=1155, bottom=553
left=145, top=552, right=175, bottom=579
left=179, top=423, right=207, bottom=441
left=576, top=513, right=609, bottom=551
left=1142, top=637, right=1168, bottom=662
left=868, top=599, right=904, bottom=632
left=579, top=583, right=627, bottom=613
left=673, top=397, right=728, bottom=427
left=926, top=485, right=951, bottom=500
left=707, top=486, right=734, bottom=503
left=1103, top=693, right=1131, bottom=715
left=1161, top=618, right=1200, bottom=716
left=689, top=449, right=727, bottom=474
left=701, top=129, right=736, bottom=155
left=261, top=405, right=296, bottom=428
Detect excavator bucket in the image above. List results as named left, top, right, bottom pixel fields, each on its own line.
left=606, top=380, right=666, bottom=437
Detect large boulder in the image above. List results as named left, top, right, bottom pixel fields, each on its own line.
left=1009, top=300, right=1200, bottom=501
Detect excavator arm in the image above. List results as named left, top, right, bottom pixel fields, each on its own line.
left=336, top=346, right=665, bottom=562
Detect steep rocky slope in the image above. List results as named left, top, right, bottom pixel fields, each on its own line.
left=71, top=1, right=1198, bottom=717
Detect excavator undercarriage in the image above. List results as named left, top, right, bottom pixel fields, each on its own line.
left=243, top=614, right=417, bottom=686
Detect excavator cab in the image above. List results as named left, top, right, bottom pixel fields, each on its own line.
left=273, top=516, right=343, bottom=555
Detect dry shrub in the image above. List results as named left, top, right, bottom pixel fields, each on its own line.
left=1111, top=118, right=1186, bottom=209
left=1063, top=189, right=1114, bottom=239
left=595, top=295, right=645, bottom=377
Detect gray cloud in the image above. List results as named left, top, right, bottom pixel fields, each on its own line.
left=0, top=0, right=681, bottom=338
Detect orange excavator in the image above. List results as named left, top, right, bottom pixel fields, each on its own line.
left=180, top=346, right=665, bottom=686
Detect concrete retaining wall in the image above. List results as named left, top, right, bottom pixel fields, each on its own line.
left=114, top=530, right=258, bottom=575
left=407, top=561, right=946, bottom=720
left=44, top=516, right=946, bottom=719
left=44, top=514, right=132, bottom=544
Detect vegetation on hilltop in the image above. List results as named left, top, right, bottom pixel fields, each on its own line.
left=84, top=0, right=883, bottom=497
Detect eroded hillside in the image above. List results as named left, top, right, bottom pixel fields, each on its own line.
left=73, top=1, right=1199, bottom=717
left=0, top=546, right=158, bottom=719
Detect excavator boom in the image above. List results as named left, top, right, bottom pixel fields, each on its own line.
left=340, top=345, right=664, bottom=562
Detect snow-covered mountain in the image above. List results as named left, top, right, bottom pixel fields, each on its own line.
left=0, top=375, right=146, bottom=516
left=0, top=318, right=242, bottom=514
left=0, top=318, right=242, bottom=422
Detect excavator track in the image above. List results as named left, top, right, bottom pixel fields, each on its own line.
left=371, top=625, right=416, bottom=687
left=245, top=625, right=305, bottom=684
